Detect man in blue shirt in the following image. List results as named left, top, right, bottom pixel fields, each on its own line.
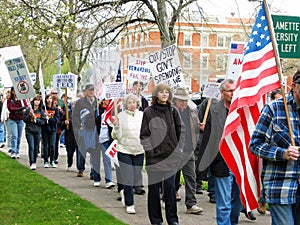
left=249, top=69, right=300, bottom=225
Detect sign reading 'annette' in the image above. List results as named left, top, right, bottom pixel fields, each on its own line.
left=272, top=15, right=300, bottom=59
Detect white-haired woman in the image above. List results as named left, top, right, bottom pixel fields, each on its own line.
left=112, top=94, right=144, bottom=214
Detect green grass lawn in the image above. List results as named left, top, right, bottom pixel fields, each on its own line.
left=0, top=152, right=127, bottom=225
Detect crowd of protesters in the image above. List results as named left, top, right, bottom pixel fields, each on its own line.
left=1, top=73, right=291, bottom=225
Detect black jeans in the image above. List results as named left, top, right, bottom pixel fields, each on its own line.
left=147, top=172, right=178, bottom=224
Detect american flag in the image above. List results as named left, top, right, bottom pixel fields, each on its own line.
left=219, top=1, right=280, bottom=211
left=230, top=43, right=245, bottom=54
left=103, top=99, right=115, bottom=126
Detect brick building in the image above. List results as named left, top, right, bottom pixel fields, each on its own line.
left=118, top=16, right=254, bottom=93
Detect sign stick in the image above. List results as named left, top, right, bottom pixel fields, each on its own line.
left=65, top=88, right=69, bottom=130
left=202, top=98, right=212, bottom=124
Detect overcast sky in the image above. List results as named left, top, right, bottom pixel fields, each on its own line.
left=198, top=0, right=298, bottom=18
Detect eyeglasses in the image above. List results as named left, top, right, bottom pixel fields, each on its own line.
left=223, top=89, right=235, bottom=92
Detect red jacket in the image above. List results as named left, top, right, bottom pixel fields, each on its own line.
left=7, top=99, right=28, bottom=120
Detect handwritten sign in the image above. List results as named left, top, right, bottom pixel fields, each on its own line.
left=148, top=44, right=185, bottom=92
left=104, top=82, right=126, bottom=99
left=5, top=57, right=35, bottom=100
left=127, top=58, right=151, bottom=82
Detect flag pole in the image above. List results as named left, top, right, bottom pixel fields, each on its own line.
left=263, top=0, right=295, bottom=145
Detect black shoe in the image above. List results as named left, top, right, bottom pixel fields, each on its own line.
left=209, top=195, right=216, bottom=203
left=241, top=209, right=256, bottom=221
left=196, top=187, right=203, bottom=194
left=169, top=222, right=179, bottom=225
left=134, top=186, right=146, bottom=195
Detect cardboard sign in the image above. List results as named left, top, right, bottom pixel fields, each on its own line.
left=5, top=57, right=36, bottom=100
left=105, top=140, right=119, bottom=167
left=202, top=82, right=221, bottom=99
left=104, top=82, right=126, bottom=99
left=148, top=44, right=185, bottom=92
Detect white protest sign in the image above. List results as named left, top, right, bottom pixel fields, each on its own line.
left=226, top=42, right=246, bottom=81
left=29, top=73, right=36, bottom=85
left=105, top=140, right=119, bottom=167
left=67, top=72, right=78, bottom=98
left=0, top=46, right=24, bottom=88
left=127, top=58, right=151, bottom=82
left=202, top=82, right=221, bottom=99
left=148, top=44, right=185, bottom=92
left=5, top=57, right=36, bottom=100
left=53, top=73, right=77, bottom=89
left=104, top=82, right=126, bottom=99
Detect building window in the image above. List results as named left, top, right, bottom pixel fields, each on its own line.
left=126, top=36, right=130, bottom=48
left=201, top=34, right=208, bottom=47
left=216, top=54, right=228, bottom=71
left=217, top=36, right=232, bottom=48
left=183, top=52, right=192, bottom=69
left=184, top=34, right=192, bottom=46
left=200, top=55, right=209, bottom=69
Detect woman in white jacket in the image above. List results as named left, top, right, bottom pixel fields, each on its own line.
left=112, top=94, right=144, bottom=214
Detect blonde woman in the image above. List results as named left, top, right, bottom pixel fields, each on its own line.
left=112, top=94, right=144, bottom=214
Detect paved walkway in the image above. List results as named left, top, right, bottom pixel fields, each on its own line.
left=1, top=135, right=271, bottom=225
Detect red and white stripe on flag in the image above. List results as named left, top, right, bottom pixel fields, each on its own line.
left=103, top=98, right=122, bottom=126
left=219, top=1, right=280, bottom=211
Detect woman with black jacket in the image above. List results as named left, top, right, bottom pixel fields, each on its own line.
left=23, top=96, right=47, bottom=170
left=140, top=83, right=185, bottom=225
left=42, top=94, right=59, bottom=168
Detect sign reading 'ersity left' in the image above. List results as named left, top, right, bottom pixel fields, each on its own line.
left=148, top=44, right=185, bottom=91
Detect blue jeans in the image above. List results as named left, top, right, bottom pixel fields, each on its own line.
left=9, top=119, right=24, bottom=154
left=42, top=131, right=56, bottom=163
left=5, top=120, right=11, bottom=148
left=26, top=132, right=41, bottom=165
left=269, top=187, right=300, bottom=225
left=0, top=122, right=5, bottom=143
left=60, top=130, right=65, bottom=145
left=117, top=152, right=144, bottom=206
left=215, top=172, right=243, bottom=225
left=101, top=141, right=113, bottom=183
left=77, top=146, right=100, bottom=182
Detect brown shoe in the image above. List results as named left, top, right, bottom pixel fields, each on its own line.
left=257, top=201, right=266, bottom=215
left=77, top=171, right=83, bottom=177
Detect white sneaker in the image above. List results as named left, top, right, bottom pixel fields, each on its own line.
left=50, top=162, right=57, bottom=168
left=30, top=163, right=37, bottom=170
left=44, top=162, right=49, bottom=168
left=126, top=205, right=136, bottom=214
left=16, top=154, right=20, bottom=158
left=186, top=205, right=203, bottom=214
left=94, top=181, right=100, bottom=187
left=11, top=153, right=16, bottom=159
left=120, top=189, right=125, bottom=206
left=105, top=182, right=115, bottom=189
